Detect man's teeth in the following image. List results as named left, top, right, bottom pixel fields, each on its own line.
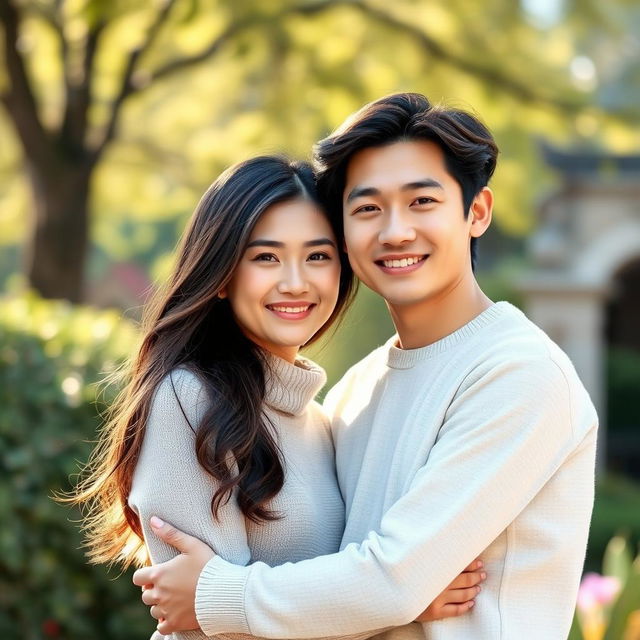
left=271, top=306, right=310, bottom=313
left=382, top=256, right=423, bottom=268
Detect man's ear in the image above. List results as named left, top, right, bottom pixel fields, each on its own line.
left=469, top=187, right=493, bottom=238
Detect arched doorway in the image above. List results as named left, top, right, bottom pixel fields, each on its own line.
left=605, top=257, right=640, bottom=477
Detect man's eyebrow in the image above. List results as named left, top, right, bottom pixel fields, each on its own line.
left=246, top=238, right=336, bottom=248
left=345, top=186, right=380, bottom=203
left=401, top=179, right=444, bottom=191
left=346, top=179, right=444, bottom=203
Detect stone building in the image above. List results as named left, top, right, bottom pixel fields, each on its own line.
left=519, top=143, right=640, bottom=474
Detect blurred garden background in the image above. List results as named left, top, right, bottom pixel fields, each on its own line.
left=1, top=0, right=639, bottom=638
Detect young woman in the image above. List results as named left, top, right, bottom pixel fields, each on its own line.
left=73, top=156, right=483, bottom=638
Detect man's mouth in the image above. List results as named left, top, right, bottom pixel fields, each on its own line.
left=375, top=255, right=428, bottom=272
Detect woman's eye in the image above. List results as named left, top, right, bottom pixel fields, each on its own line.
left=253, top=253, right=278, bottom=262
left=308, top=252, right=331, bottom=261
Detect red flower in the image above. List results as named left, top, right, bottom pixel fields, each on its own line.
left=42, top=619, right=61, bottom=637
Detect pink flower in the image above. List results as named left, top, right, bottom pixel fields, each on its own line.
left=577, top=572, right=621, bottom=612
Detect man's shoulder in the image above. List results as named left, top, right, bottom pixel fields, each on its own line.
left=480, top=303, right=578, bottom=377
left=463, top=305, right=596, bottom=425
left=323, top=337, right=394, bottom=412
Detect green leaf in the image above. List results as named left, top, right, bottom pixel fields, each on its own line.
left=603, top=555, right=640, bottom=640
left=568, top=611, right=585, bottom=640
left=603, top=535, right=633, bottom=585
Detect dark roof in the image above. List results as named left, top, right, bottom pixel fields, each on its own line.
left=539, top=140, right=640, bottom=176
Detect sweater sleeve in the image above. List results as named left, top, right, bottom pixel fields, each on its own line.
left=194, top=356, right=596, bottom=638
left=131, top=369, right=391, bottom=640
left=128, top=368, right=253, bottom=638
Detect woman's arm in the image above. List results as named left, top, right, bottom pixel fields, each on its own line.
left=129, top=368, right=253, bottom=639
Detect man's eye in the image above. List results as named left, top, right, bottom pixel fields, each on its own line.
left=354, top=205, right=379, bottom=214
left=414, top=197, right=436, bottom=205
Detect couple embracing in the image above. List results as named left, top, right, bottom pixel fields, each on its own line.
left=76, top=92, right=598, bottom=640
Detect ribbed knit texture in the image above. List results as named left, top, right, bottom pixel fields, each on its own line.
left=129, top=353, right=344, bottom=640
left=197, top=302, right=598, bottom=640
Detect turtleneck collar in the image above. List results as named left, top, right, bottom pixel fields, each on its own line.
left=386, top=301, right=516, bottom=369
left=263, top=352, right=326, bottom=416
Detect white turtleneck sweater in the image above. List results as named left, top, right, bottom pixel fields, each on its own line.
left=128, top=355, right=346, bottom=640
left=194, top=302, right=598, bottom=640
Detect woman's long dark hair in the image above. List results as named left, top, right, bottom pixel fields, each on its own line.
left=71, top=156, right=356, bottom=568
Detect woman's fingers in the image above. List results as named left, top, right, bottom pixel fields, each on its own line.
left=449, top=569, right=486, bottom=589
left=462, top=558, right=483, bottom=572
left=445, top=585, right=481, bottom=604
left=141, top=588, right=159, bottom=606
left=437, top=600, right=476, bottom=619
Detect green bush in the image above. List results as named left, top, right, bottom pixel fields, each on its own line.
left=0, top=293, right=153, bottom=639
left=607, top=348, right=640, bottom=434
left=587, top=474, right=640, bottom=572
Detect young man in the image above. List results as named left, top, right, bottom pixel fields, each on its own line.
left=134, top=93, right=598, bottom=639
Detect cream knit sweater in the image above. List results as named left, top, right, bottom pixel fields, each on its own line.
left=128, top=354, right=346, bottom=640
left=195, top=302, right=598, bottom=640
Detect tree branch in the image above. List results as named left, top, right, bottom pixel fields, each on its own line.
left=0, top=0, right=53, bottom=167
left=92, top=0, right=178, bottom=160
left=335, top=1, right=587, bottom=114
left=60, top=17, right=106, bottom=157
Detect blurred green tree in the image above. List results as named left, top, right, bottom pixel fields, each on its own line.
left=1, top=0, right=638, bottom=302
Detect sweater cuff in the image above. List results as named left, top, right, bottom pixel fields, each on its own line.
left=195, top=556, right=251, bottom=636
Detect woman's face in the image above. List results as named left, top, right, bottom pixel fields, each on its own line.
left=221, top=198, right=341, bottom=363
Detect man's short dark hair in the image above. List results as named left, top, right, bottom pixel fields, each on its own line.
left=313, top=92, right=499, bottom=270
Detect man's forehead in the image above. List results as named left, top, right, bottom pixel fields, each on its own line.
left=344, top=140, right=451, bottom=194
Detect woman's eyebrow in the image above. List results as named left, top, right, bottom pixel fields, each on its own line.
left=246, top=238, right=336, bottom=248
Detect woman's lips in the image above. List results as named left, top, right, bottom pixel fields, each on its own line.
left=265, top=303, right=316, bottom=320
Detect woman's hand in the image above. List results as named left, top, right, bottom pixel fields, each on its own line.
left=132, top=517, right=216, bottom=635
left=414, top=559, right=486, bottom=622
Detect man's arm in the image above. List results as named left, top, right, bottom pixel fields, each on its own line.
left=134, top=370, right=484, bottom=637
left=194, top=356, right=594, bottom=638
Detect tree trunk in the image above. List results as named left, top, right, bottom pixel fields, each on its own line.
left=24, top=159, right=93, bottom=303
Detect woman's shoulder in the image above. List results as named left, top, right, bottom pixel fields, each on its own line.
left=150, top=366, right=211, bottom=428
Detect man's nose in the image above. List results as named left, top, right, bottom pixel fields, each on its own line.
left=378, top=209, right=417, bottom=246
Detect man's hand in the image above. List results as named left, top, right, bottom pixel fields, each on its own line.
left=414, top=559, right=486, bottom=622
left=132, top=516, right=216, bottom=635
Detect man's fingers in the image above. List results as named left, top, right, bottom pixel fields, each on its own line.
left=437, top=599, right=476, bottom=619
left=150, top=605, right=166, bottom=621
left=132, top=566, right=154, bottom=587
left=149, top=516, right=194, bottom=553
left=157, top=618, right=174, bottom=635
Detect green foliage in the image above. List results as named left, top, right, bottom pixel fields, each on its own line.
left=587, top=474, right=640, bottom=573
left=0, top=293, right=152, bottom=639
left=607, top=348, right=640, bottom=433
left=604, top=553, right=640, bottom=640
left=572, top=536, right=640, bottom=640
left=2, top=0, right=640, bottom=295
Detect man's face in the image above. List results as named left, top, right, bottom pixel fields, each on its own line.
left=342, top=139, right=481, bottom=311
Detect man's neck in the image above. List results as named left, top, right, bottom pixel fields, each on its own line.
left=388, top=277, right=493, bottom=350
